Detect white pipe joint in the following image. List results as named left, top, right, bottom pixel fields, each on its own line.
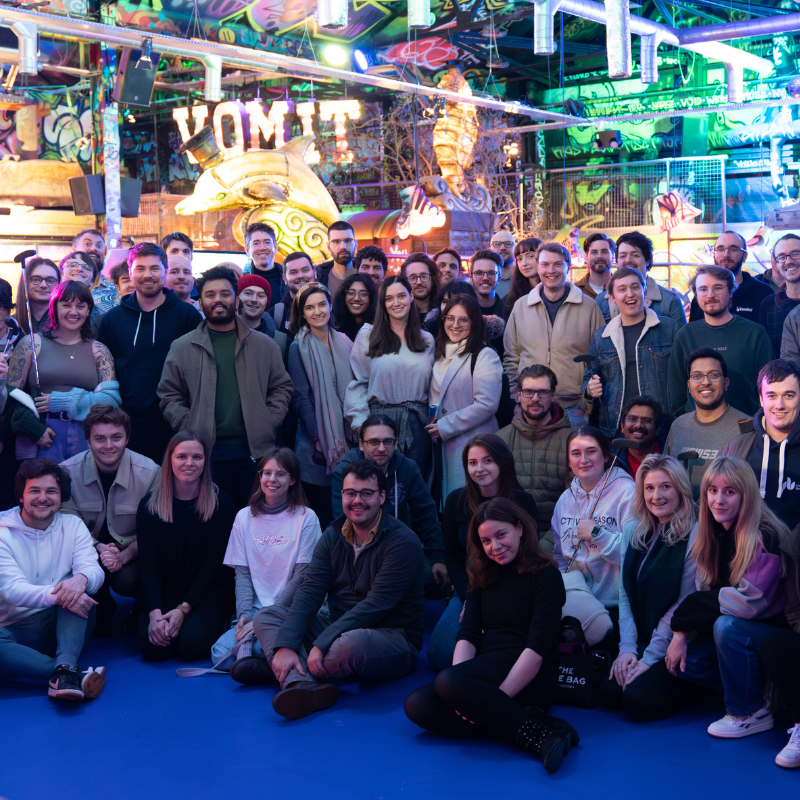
left=201, top=55, right=222, bottom=102
left=12, top=21, right=38, bottom=75
left=315, top=0, right=349, bottom=30
left=605, top=0, right=632, bottom=78
left=533, top=0, right=562, bottom=55
left=640, top=33, right=661, bottom=84
left=725, top=62, right=744, bottom=104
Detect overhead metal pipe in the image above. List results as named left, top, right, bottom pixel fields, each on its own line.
left=725, top=63, right=744, bottom=104
left=200, top=55, right=222, bottom=102
left=605, top=0, right=632, bottom=78
left=533, top=0, right=562, bottom=55
left=315, top=0, right=348, bottom=30
left=679, top=12, right=800, bottom=44
left=639, top=32, right=661, bottom=84
left=11, top=21, right=38, bottom=75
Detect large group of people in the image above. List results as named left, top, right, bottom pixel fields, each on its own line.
left=1, top=222, right=800, bottom=774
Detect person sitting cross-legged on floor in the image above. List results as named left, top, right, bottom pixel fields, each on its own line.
left=59, top=405, right=161, bottom=638
left=0, top=458, right=106, bottom=702
left=210, top=447, right=321, bottom=685
left=253, top=459, right=424, bottom=720
left=405, top=498, right=576, bottom=773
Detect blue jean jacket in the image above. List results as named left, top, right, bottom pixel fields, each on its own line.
left=582, top=309, right=678, bottom=437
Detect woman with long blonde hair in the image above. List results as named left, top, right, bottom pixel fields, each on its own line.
left=668, top=455, right=788, bottom=739
left=136, top=430, right=237, bottom=662
left=600, top=454, right=700, bottom=721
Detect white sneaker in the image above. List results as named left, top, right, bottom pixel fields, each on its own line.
left=776, top=724, right=800, bottom=769
left=707, top=702, right=774, bottom=738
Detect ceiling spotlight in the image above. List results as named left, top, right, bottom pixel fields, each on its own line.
left=353, top=49, right=369, bottom=73
left=322, top=44, right=350, bottom=68
left=136, top=38, right=153, bottom=70
left=126, top=112, right=136, bottom=123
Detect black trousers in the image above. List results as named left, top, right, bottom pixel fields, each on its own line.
left=138, top=607, right=230, bottom=662
left=93, top=560, right=139, bottom=632
left=211, top=456, right=258, bottom=511
left=302, top=482, right=333, bottom=531
left=129, top=418, right=175, bottom=467
left=599, top=658, right=705, bottom=721
left=405, top=648, right=557, bottom=739
left=762, top=626, right=800, bottom=722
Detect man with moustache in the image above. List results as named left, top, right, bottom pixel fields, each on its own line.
left=158, top=266, right=293, bottom=508
left=490, top=230, right=516, bottom=298
left=96, top=242, right=202, bottom=464
left=317, top=221, right=356, bottom=299
left=759, top=234, right=800, bottom=355
left=689, top=231, right=773, bottom=324
left=613, top=397, right=664, bottom=479
left=575, top=232, right=614, bottom=305
left=497, top=364, right=571, bottom=546
left=595, top=231, right=686, bottom=327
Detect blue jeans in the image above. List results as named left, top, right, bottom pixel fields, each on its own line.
left=0, top=606, right=92, bottom=680
left=428, top=595, right=463, bottom=671
left=678, top=616, right=773, bottom=717
left=37, top=418, right=88, bottom=461
left=210, top=608, right=265, bottom=671
left=566, top=404, right=588, bottom=428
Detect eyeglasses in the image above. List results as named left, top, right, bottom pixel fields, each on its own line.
left=714, top=246, right=744, bottom=255
left=29, top=276, right=58, bottom=286
left=774, top=252, right=800, bottom=265
left=472, top=270, right=498, bottom=279
left=346, top=290, right=370, bottom=300
left=407, top=274, right=431, bottom=284
left=689, top=371, right=724, bottom=383
left=341, top=488, right=378, bottom=500
left=443, top=315, right=470, bottom=327
left=259, top=469, right=289, bottom=479
left=696, top=285, right=729, bottom=296
left=330, top=238, right=355, bottom=247
left=520, top=389, right=552, bottom=399
left=624, top=415, right=654, bottom=426
left=490, top=240, right=513, bottom=248
left=63, top=262, right=89, bottom=271
left=363, top=438, right=396, bottom=448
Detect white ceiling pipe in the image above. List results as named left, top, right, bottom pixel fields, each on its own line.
left=315, top=0, right=348, bottom=30
left=725, top=62, right=744, bottom=104
left=533, top=0, right=562, bottom=55
left=201, top=54, right=222, bottom=102
left=680, top=12, right=800, bottom=44
left=605, top=0, right=632, bottom=79
left=408, top=0, right=433, bottom=29
left=0, top=6, right=584, bottom=122
left=11, top=21, right=38, bottom=75
left=639, top=33, right=661, bottom=84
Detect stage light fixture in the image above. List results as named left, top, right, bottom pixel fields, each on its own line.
left=323, top=44, right=350, bottom=68
left=126, top=112, right=136, bottom=123
left=594, top=130, right=622, bottom=149
left=353, top=49, right=369, bottom=73
left=136, top=38, right=153, bottom=69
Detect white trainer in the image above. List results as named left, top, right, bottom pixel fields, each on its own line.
left=776, top=724, right=800, bottom=769
left=707, top=702, right=774, bottom=739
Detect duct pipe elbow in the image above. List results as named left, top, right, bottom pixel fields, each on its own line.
left=725, top=62, right=744, bottom=104
left=605, top=0, right=632, bottom=78
left=11, top=21, right=37, bottom=75
left=640, top=33, right=661, bottom=84
left=315, top=0, right=349, bottom=29
left=533, top=0, right=562, bottom=55
left=201, top=55, right=222, bottom=102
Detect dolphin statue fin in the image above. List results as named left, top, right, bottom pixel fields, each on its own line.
left=244, top=181, right=289, bottom=203
left=279, top=135, right=317, bottom=160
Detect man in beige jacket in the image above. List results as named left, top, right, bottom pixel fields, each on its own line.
left=503, top=242, right=605, bottom=427
left=60, top=405, right=161, bottom=636
left=158, top=265, right=293, bottom=509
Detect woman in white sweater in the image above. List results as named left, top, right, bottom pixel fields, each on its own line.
left=425, top=294, right=502, bottom=498
left=345, top=276, right=435, bottom=479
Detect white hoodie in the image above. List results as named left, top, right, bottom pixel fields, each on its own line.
left=551, top=466, right=634, bottom=608
left=0, top=508, right=104, bottom=627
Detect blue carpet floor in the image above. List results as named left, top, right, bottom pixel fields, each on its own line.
left=2, top=602, right=798, bottom=800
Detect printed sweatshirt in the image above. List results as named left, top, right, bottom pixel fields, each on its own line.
left=551, top=466, right=635, bottom=607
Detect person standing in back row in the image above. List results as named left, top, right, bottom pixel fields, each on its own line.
left=317, top=222, right=356, bottom=299
left=244, top=223, right=282, bottom=310
left=95, top=243, right=202, bottom=465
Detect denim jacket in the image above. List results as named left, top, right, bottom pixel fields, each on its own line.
left=582, top=308, right=677, bottom=436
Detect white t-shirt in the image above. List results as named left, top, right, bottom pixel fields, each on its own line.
left=223, top=507, right=321, bottom=608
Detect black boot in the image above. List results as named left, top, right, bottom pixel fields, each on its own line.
left=507, top=716, right=571, bottom=772
left=523, top=705, right=580, bottom=746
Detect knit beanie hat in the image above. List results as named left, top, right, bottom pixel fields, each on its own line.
left=238, top=274, right=271, bottom=306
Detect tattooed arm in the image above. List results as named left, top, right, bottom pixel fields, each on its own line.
left=7, top=336, right=33, bottom=390
left=92, top=341, right=117, bottom=382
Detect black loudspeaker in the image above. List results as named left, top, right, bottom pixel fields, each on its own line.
left=681, top=116, right=708, bottom=158
left=112, top=46, right=160, bottom=109
left=120, top=177, right=142, bottom=217
left=69, top=174, right=105, bottom=216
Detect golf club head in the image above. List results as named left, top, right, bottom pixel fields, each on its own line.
left=612, top=438, right=639, bottom=450
left=677, top=451, right=700, bottom=462
left=14, top=249, right=36, bottom=264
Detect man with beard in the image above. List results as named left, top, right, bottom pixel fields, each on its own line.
left=614, top=396, right=664, bottom=479
left=665, top=348, right=747, bottom=500
left=497, top=364, right=571, bottom=547
left=490, top=230, right=516, bottom=298
left=669, top=265, right=774, bottom=418
left=158, top=266, right=293, bottom=508
left=759, top=234, right=800, bottom=355
left=575, top=232, right=614, bottom=306
left=354, top=245, right=388, bottom=288
left=689, top=231, right=773, bottom=324
left=165, top=255, right=198, bottom=310
left=317, top=221, right=356, bottom=299
left=244, top=222, right=282, bottom=310
left=96, top=243, right=202, bottom=465
left=595, top=231, right=686, bottom=327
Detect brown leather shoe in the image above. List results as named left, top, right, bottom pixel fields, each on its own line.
left=230, top=656, right=277, bottom=686
left=272, top=681, right=339, bottom=720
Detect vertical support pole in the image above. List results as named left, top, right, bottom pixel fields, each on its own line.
left=103, top=103, right=121, bottom=248
left=665, top=158, right=671, bottom=287
left=153, top=110, right=163, bottom=243
left=720, top=156, right=727, bottom=232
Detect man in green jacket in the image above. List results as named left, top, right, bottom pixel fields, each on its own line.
left=158, top=266, right=293, bottom=508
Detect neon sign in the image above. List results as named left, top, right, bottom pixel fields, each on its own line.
left=173, top=100, right=361, bottom=166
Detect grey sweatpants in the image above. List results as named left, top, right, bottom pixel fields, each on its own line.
left=253, top=604, right=418, bottom=689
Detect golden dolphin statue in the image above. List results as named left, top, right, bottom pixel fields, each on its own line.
left=174, top=135, right=340, bottom=228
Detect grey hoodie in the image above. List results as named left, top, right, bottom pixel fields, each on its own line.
left=551, top=466, right=635, bottom=608
left=0, top=508, right=103, bottom=627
